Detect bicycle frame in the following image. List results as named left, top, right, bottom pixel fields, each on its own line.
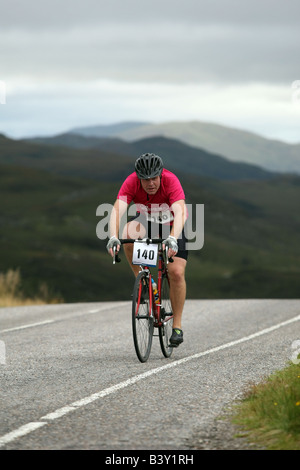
left=113, top=238, right=173, bottom=327
left=112, top=237, right=174, bottom=361
left=144, top=246, right=169, bottom=327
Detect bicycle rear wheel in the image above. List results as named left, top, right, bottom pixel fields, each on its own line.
left=132, top=271, right=154, bottom=362
left=159, top=274, right=173, bottom=358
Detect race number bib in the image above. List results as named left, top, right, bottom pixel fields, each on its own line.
left=132, top=242, right=158, bottom=267
left=146, top=211, right=174, bottom=224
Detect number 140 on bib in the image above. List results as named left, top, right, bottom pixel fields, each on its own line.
left=132, top=242, right=158, bottom=267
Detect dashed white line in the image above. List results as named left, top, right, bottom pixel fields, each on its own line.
left=0, top=320, right=56, bottom=334
left=1, top=312, right=300, bottom=448
left=0, top=302, right=128, bottom=334
left=0, top=422, right=47, bottom=447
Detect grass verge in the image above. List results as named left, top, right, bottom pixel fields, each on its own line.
left=231, top=360, right=300, bottom=450
left=0, top=268, right=63, bottom=307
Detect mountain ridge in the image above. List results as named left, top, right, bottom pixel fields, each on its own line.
left=68, top=120, right=300, bottom=174
left=23, top=132, right=276, bottom=181
left=69, top=121, right=150, bottom=137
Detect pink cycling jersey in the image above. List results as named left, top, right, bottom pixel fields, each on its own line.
left=117, top=169, right=186, bottom=222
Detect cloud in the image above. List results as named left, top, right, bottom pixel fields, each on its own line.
left=2, top=79, right=298, bottom=142
left=0, top=0, right=299, bottom=29
left=0, top=0, right=299, bottom=139
left=1, top=22, right=298, bottom=85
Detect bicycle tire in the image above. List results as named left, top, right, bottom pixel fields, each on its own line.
left=132, top=271, right=154, bottom=362
left=159, top=274, right=173, bottom=358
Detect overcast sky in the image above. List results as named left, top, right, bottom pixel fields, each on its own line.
left=0, top=0, right=299, bottom=142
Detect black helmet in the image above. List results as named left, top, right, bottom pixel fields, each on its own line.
left=135, top=153, right=163, bottom=179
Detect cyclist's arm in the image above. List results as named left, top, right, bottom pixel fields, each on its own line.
left=162, top=200, right=186, bottom=257
left=109, top=198, right=128, bottom=240
left=170, top=199, right=187, bottom=239
left=107, top=198, right=128, bottom=256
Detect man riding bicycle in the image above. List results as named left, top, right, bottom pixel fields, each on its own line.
left=107, top=153, right=188, bottom=347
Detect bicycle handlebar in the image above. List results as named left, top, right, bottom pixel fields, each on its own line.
left=119, top=238, right=165, bottom=245
left=112, top=238, right=174, bottom=264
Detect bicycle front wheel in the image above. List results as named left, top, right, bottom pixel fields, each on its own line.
left=159, top=274, right=173, bottom=358
left=132, top=271, right=154, bottom=362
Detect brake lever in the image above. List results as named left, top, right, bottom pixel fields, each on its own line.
left=113, top=246, right=121, bottom=264
left=165, top=248, right=174, bottom=264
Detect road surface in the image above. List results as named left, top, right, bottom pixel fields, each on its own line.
left=0, top=299, right=299, bottom=450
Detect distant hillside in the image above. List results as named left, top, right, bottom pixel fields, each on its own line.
left=69, top=120, right=300, bottom=174
left=25, top=133, right=276, bottom=181
left=1, top=131, right=299, bottom=302
left=0, top=160, right=299, bottom=302
left=68, top=121, right=150, bottom=137
left=26, top=133, right=140, bottom=155
left=127, top=136, right=275, bottom=181
left=0, top=133, right=134, bottom=182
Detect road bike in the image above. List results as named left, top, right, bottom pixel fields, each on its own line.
left=113, top=238, right=174, bottom=363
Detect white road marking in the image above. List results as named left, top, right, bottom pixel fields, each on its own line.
left=0, top=320, right=56, bottom=334
left=0, top=422, right=47, bottom=447
left=0, top=312, right=300, bottom=448
left=0, top=302, right=128, bottom=334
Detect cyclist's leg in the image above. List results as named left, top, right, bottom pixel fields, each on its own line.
left=165, top=223, right=188, bottom=330
left=122, top=219, right=146, bottom=277
left=167, top=256, right=187, bottom=330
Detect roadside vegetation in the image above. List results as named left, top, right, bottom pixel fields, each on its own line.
left=0, top=268, right=63, bottom=307
left=231, top=360, right=300, bottom=450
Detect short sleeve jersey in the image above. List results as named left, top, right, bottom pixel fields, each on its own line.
left=117, top=169, right=185, bottom=216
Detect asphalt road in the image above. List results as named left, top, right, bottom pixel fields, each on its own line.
left=0, top=299, right=300, bottom=450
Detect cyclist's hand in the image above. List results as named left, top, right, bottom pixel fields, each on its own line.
left=162, top=235, right=178, bottom=258
left=106, top=236, right=121, bottom=256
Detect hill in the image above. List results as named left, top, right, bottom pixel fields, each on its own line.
left=69, top=120, right=300, bottom=174
left=68, top=121, right=150, bottom=137
left=25, top=133, right=276, bottom=181
left=0, top=133, right=134, bottom=182
left=0, top=154, right=299, bottom=302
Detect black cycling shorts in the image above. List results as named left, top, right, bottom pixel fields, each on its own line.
left=128, top=212, right=188, bottom=261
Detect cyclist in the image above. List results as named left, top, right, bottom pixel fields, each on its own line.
left=107, top=153, right=188, bottom=347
